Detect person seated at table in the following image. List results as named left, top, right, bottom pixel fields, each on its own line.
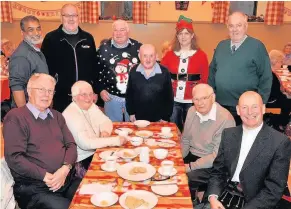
left=63, top=81, right=127, bottom=178
left=283, top=42, right=291, bottom=65
left=203, top=91, right=291, bottom=209
left=3, top=73, right=81, bottom=209
left=126, top=44, right=174, bottom=122
left=267, top=50, right=291, bottom=129
left=182, top=83, right=235, bottom=203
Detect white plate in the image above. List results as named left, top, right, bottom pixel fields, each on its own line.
left=101, top=163, right=120, bottom=172
left=99, top=150, right=118, bottom=160
left=157, top=139, right=176, bottom=148
left=114, top=128, right=134, bottom=134
left=151, top=184, right=179, bottom=196
left=91, top=192, right=118, bottom=207
left=135, top=130, right=153, bottom=138
left=159, top=132, right=173, bottom=139
left=158, top=167, right=177, bottom=176
left=134, top=120, right=150, bottom=128
left=117, top=162, right=156, bottom=181
left=119, top=190, right=158, bottom=209
left=118, top=149, right=138, bottom=160
left=144, top=138, right=157, bottom=146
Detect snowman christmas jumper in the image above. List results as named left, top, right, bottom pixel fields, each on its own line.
left=96, top=38, right=142, bottom=97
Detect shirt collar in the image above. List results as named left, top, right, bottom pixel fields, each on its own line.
left=24, top=40, right=40, bottom=52
left=111, top=38, right=132, bottom=48
left=242, top=122, right=263, bottom=134
left=231, top=35, right=248, bottom=49
left=26, top=102, right=53, bottom=120
left=174, top=50, right=196, bottom=59
left=196, top=103, right=217, bottom=123
left=62, top=27, right=79, bottom=35
left=136, top=63, right=162, bottom=79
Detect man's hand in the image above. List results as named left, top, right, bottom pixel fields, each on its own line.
left=49, top=166, right=70, bottom=192
left=209, top=196, right=225, bottom=209
left=43, top=172, right=54, bottom=187
left=130, top=115, right=136, bottom=122
left=100, top=90, right=110, bottom=102
left=101, top=131, right=110, bottom=137
left=119, top=136, right=127, bottom=145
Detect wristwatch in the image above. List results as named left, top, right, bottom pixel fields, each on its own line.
left=62, top=162, right=72, bottom=170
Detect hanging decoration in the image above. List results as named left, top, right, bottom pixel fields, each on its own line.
left=175, top=1, right=189, bottom=11
left=11, top=2, right=81, bottom=17
left=284, top=6, right=291, bottom=16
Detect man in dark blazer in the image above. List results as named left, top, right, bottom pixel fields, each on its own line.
left=205, top=91, right=291, bottom=209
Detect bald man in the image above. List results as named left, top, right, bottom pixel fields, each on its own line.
left=97, top=20, right=142, bottom=122
left=204, top=91, right=291, bottom=209
left=41, top=4, right=98, bottom=112
left=208, top=12, right=272, bottom=125
left=125, top=44, right=173, bottom=122
left=181, top=84, right=235, bottom=203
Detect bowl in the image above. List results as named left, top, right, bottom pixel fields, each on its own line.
left=153, top=149, right=168, bottom=160
left=134, top=120, right=150, bottom=128
left=90, top=192, right=118, bottom=207
left=130, top=137, right=143, bottom=146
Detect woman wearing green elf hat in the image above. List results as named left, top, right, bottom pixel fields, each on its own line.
left=161, top=15, right=209, bottom=132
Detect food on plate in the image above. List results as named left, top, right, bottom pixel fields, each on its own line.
left=124, top=151, right=134, bottom=157
left=125, top=196, right=149, bottom=209
left=100, top=200, right=109, bottom=206
left=129, top=166, right=147, bottom=175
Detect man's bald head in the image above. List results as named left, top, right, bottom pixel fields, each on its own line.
left=139, top=44, right=157, bottom=70
left=237, top=91, right=265, bottom=129
left=192, top=84, right=215, bottom=115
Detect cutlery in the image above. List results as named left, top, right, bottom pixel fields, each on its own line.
left=157, top=140, right=176, bottom=145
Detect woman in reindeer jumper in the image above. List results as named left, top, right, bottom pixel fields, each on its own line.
left=161, top=15, right=209, bottom=132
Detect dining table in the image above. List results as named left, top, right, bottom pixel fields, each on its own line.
left=1, top=75, right=10, bottom=102
left=274, top=69, right=291, bottom=98
left=69, top=122, right=193, bottom=209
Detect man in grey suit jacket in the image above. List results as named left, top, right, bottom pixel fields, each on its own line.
left=206, top=91, right=291, bottom=209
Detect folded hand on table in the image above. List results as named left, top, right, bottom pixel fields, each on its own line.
left=43, top=166, right=70, bottom=192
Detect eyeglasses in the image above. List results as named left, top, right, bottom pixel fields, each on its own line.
left=30, top=88, right=55, bottom=95
left=193, top=93, right=214, bottom=103
left=78, top=93, right=96, bottom=98
left=62, top=14, right=78, bottom=19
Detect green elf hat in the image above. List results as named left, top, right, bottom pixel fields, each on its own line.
left=176, top=15, right=193, bottom=31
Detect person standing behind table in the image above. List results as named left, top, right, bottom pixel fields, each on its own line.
left=41, top=4, right=98, bottom=112
left=208, top=12, right=272, bottom=125
left=9, top=15, right=48, bottom=108
left=282, top=42, right=291, bottom=65
left=161, top=15, right=209, bottom=132
left=96, top=20, right=142, bottom=122
left=126, top=44, right=174, bottom=122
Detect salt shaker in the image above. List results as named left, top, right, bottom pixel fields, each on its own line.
left=139, top=147, right=150, bottom=163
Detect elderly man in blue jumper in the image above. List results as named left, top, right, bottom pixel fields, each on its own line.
left=182, top=83, right=235, bottom=203
left=208, top=12, right=272, bottom=125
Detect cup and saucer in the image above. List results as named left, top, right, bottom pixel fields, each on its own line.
left=101, top=155, right=119, bottom=172
left=159, top=127, right=173, bottom=138
left=158, top=160, right=177, bottom=176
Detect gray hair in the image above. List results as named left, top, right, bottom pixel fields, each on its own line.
left=192, top=83, right=214, bottom=96
left=20, top=16, right=40, bottom=31
left=269, top=50, right=285, bottom=67
left=112, top=20, right=129, bottom=32
left=71, top=81, right=93, bottom=97
left=27, top=73, right=56, bottom=89
left=228, top=11, right=248, bottom=24
left=283, top=42, right=291, bottom=50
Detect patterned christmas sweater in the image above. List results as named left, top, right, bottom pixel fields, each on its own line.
left=96, top=38, right=142, bottom=97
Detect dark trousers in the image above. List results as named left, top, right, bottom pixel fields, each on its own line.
left=171, top=102, right=193, bottom=132
left=184, top=152, right=212, bottom=201
left=221, top=105, right=242, bottom=126
left=14, top=170, right=81, bottom=209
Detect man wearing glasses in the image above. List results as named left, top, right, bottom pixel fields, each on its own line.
left=9, top=15, right=48, bottom=108
left=42, top=4, right=98, bottom=112
left=182, top=84, right=235, bottom=204
left=3, top=73, right=81, bottom=209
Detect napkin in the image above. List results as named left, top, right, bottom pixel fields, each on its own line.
left=79, top=183, right=113, bottom=195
